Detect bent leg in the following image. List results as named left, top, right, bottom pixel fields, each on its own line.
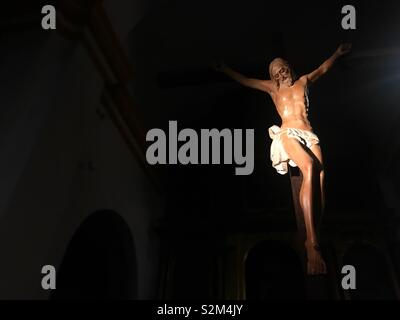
left=281, top=136, right=317, bottom=243
left=310, top=144, right=325, bottom=227
left=309, top=144, right=325, bottom=209
left=281, top=135, right=327, bottom=275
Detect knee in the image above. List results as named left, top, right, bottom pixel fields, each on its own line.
left=302, top=160, right=315, bottom=179
left=320, top=169, right=325, bottom=180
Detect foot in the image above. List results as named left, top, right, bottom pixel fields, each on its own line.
left=305, top=241, right=327, bottom=275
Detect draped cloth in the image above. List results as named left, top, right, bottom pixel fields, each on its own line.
left=268, top=125, right=320, bottom=175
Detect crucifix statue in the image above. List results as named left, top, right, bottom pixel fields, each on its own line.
left=216, top=43, right=352, bottom=275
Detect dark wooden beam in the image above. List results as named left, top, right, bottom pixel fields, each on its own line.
left=289, top=166, right=306, bottom=242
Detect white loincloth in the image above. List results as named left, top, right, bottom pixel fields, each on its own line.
left=268, top=125, right=320, bottom=175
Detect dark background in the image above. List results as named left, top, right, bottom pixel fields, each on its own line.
left=0, top=0, right=400, bottom=300
left=127, top=0, right=400, bottom=232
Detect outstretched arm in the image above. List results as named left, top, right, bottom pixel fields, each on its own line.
left=215, top=62, right=275, bottom=94
left=305, top=43, right=352, bottom=84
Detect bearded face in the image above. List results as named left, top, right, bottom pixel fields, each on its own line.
left=269, top=58, right=294, bottom=88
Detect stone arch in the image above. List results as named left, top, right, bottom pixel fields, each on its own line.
left=51, top=210, right=137, bottom=299
left=245, top=240, right=306, bottom=299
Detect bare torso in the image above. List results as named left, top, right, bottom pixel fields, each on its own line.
left=218, top=43, right=352, bottom=275
left=269, top=76, right=313, bottom=132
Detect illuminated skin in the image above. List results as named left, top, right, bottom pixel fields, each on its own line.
left=216, top=43, right=351, bottom=275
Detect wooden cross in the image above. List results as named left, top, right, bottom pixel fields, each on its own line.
left=289, top=166, right=306, bottom=243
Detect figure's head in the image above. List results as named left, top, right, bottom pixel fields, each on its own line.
left=269, top=58, right=295, bottom=88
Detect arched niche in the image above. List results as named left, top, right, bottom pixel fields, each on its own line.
left=51, top=210, right=137, bottom=300
left=245, top=240, right=306, bottom=300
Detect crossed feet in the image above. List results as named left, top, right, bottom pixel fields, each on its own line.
left=305, top=240, right=327, bottom=275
